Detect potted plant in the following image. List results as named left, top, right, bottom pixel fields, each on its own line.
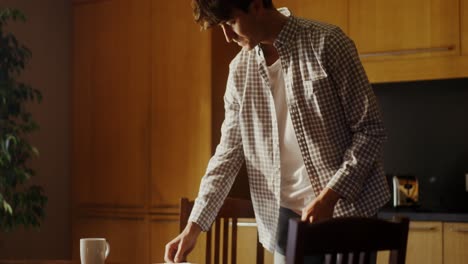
left=0, top=8, right=47, bottom=231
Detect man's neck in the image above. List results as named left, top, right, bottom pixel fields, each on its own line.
left=257, top=9, right=288, bottom=66
left=261, top=44, right=279, bottom=66
left=258, top=9, right=288, bottom=45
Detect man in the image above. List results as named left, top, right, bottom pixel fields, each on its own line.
left=164, top=0, right=390, bottom=263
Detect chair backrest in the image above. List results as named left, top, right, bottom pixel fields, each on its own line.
left=286, top=216, right=410, bottom=264
left=180, top=197, right=264, bottom=264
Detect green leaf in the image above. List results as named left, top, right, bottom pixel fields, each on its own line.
left=3, top=200, right=13, bottom=214
left=31, top=146, right=39, bottom=157
left=0, top=7, right=46, bottom=232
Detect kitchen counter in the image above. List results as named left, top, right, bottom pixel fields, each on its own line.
left=378, top=207, right=468, bottom=222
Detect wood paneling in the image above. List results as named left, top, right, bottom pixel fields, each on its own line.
left=443, top=222, right=468, bottom=264
left=150, top=0, right=212, bottom=207
left=363, top=55, right=468, bottom=83
left=275, top=0, right=348, bottom=33
left=462, top=0, right=468, bottom=55
left=73, top=0, right=213, bottom=263
left=378, top=221, right=442, bottom=264
left=350, top=0, right=459, bottom=59
left=236, top=220, right=274, bottom=264
left=72, top=214, right=149, bottom=264
left=72, top=0, right=151, bottom=207
left=406, top=221, right=443, bottom=264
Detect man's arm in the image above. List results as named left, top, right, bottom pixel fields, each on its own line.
left=325, top=27, right=386, bottom=203
left=301, top=27, right=385, bottom=222
left=188, top=66, right=245, bottom=231
left=164, top=65, right=244, bottom=262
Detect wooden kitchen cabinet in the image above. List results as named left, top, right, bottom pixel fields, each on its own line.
left=443, top=222, right=468, bottom=264
left=150, top=0, right=211, bottom=207
left=236, top=219, right=275, bottom=264
left=350, top=0, right=459, bottom=60
left=378, top=221, right=468, bottom=264
left=462, top=0, right=468, bottom=55
left=72, top=0, right=212, bottom=263
left=405, top=221, right=443, bottom=264
left=377, top=221, right=442, bottom=264
left=349, top=0, right=468, bottom=83
left=72, top=0, right=151, bottom=208
left=275, top=0, right=348, bottom=33
left=282, top=0, right=468, bottom=83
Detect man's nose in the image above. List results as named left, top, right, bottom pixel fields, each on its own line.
left=221, top=24, right=235, bottom=43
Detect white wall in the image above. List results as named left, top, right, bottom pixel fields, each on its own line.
left=0, top=0, right=71, bottom=259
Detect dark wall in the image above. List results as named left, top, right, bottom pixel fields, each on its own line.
left=374, top=78, right=468, bottom=212
left=0, top=0, right=71, bottom=258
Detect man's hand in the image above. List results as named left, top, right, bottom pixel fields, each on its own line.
left=301, top=187, right=341, bottom=223
left=164, top=221, right=202, bottom=263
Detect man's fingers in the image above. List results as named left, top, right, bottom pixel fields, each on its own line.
left=174, top=240, right=187, bottom=263
left=301, top=211, right=307, bottom=222
left=301, top=207, right=310, bottom=222
left=164, top=241, right=178, bottom=263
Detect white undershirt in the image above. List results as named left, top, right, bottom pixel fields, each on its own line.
left=267, top=59, right=315, bottom=213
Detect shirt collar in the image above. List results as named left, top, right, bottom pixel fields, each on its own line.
left=273, top=8, right=299, bottom=50
left=255, top=7, right=298, bottom=56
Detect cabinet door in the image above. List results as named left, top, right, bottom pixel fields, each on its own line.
left=275, top=0, right=348, bottom=33
left=377, top=221, right=442, bottom=264
left=151, top=0, right=212, bottom=207
left=72, top=0, right=151, bottom=207
left=462, top=0, right=468, bottom=55
left=444, top=222, right=468, bottom=264
left=236, top=219, right=274, bottom=264
left=406, top=221, right=443, bottom=264
left=349, top=0, right=460, bottom=59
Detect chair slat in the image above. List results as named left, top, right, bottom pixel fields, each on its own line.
left=286, top=217, right=409, bottom=264
left=256, top=234, right=264, bottom=264
left=214, top=219, right=221, bottom=263
left=232, top=218, right=237, bottom=264
left=351, top=252, right=359, bottom=263
left=179, top=197, right=263, bottom=264
left=363, top=252, right=371, bottom=264
left=222, top=218, right=229, bottom=264
left=206, top=229, right=212, bottom=264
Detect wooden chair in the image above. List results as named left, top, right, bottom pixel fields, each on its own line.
left=286, top=216, right=410, bottom=264
left=180, top=197, right=264, bottom=264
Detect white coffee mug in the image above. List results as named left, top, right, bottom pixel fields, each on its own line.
left=80, top=238, right=110, bottom=264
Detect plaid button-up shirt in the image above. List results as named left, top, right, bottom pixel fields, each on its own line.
left=189, top=9, right=391, bottom=252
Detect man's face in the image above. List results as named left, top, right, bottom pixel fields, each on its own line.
left=219, top=8, right=260, bottom=51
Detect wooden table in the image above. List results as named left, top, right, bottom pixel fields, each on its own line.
left=0, top=261, right=79, bottom=264
left=0, top=261, right=121, bottom=264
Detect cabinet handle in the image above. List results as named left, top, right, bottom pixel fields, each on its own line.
left=359, top=45, right=455, bottom=58
left=450, top=227, right=468, bottom=233
left=410, top=226, right=438, bottom=231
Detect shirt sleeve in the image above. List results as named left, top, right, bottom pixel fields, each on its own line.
left=188, top=67, right=245, bottom=231
left=325, top=27, right=387, bottom=202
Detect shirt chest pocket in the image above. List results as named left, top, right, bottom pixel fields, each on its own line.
left=302, top=60, right=328, bottom=99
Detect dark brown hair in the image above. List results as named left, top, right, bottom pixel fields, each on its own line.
left=192, top=0, right=274, bottom=29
